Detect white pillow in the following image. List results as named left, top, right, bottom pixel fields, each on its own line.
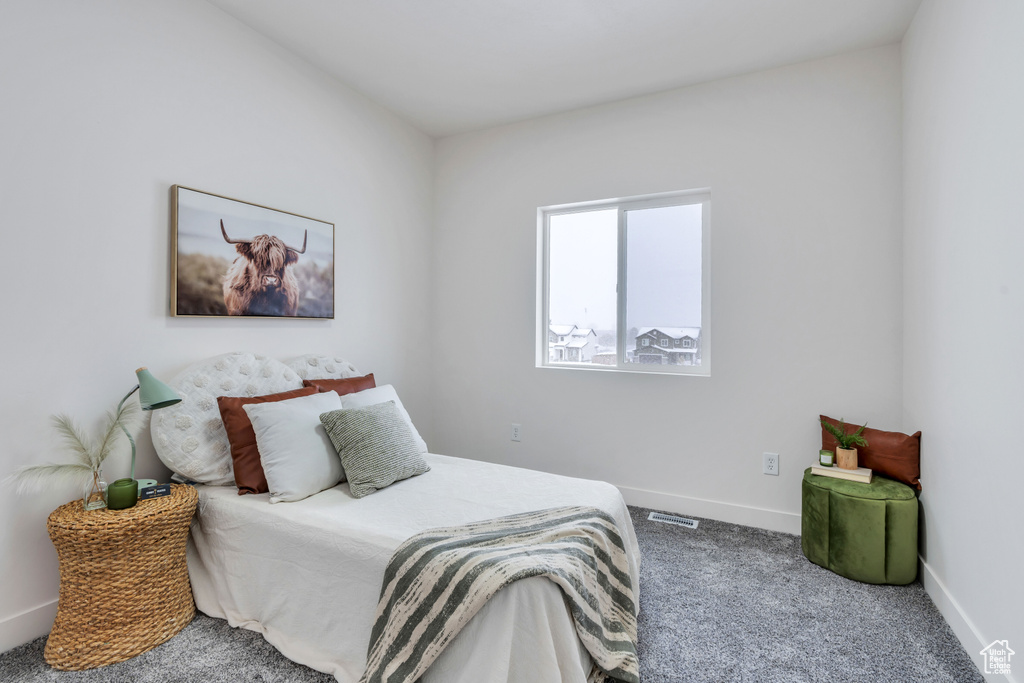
left=340, top=384, right=428, bottom=453
left=243, top=391, right=345, bottom=503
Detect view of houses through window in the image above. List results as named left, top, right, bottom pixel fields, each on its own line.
left=547, top=324, right=702, bottom=366
left=540, top=190, right=709, bottom=374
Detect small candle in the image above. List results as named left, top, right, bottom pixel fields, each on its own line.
left=107, top=478, right=139, bottom=510
left=819, top=449, right=834, bottom=467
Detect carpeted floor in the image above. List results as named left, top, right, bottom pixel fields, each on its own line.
left=0, top=506, right=982, bottom=683
left=627, top=508, right=981, bottom=683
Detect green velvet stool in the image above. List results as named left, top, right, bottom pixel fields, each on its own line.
left=801, top=468, right=918, bottom=585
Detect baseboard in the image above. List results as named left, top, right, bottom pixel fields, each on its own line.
left=616, top=485, right=801, bottom=535
left=919, top=557, right=1015, bottom=682
left=0, top=600, right=56, bottom=654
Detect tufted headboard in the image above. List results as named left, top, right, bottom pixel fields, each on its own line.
left=282, top=355, right=360, bottom=381
left=151, top=352, right=360, bottom=484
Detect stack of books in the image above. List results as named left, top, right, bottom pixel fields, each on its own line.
left=810, top=463, right=873, bottom=483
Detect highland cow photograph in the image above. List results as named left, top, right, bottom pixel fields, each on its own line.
left=172, top=186, right=334, bottom=319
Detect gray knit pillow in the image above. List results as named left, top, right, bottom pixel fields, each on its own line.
left=319, top=401, right=429, bottom=498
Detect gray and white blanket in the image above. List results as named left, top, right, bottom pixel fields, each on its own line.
left=359, top=506, right=640, bottom=683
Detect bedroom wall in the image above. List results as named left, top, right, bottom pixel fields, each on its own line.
left=0, top=0, right=433, bottom=650
left=903, top=0, right=1024, bottom=675
left=431, top=47, right=904, bottom=534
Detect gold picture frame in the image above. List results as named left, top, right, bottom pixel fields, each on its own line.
left=171, top=185, right=334, bottom=319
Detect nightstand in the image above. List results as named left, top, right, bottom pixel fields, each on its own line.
left=44, top=483, right=198, bottom=670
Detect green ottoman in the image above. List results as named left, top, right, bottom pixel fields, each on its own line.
left=801, top=468, right=918, bottom=585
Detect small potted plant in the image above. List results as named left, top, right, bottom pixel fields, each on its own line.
left=820, top=418, right=868, bottom=470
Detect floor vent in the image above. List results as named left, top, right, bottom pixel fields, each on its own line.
left=648, top=512, right=699, bottom=529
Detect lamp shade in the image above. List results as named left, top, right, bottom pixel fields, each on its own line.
left=135, top=367, right=182, bottom=411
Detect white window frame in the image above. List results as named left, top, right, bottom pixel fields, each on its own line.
left=536, top=189, right=711, bottom=376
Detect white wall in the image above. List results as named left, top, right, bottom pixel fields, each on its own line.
left=0, top=0, right=433, bottom=650
left=903, top=0, right=1024, bottom=676
left=432, top=46, right=904, bottom=533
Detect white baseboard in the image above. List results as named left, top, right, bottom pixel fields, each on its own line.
left=919, top=557, right=1015, bottom=682
left=0, top=599, right=56, bottom=654
left=616, top=485, right=802, bottom=535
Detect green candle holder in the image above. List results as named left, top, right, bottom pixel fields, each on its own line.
left=819, top=449, right=834, bottom=467
left=107, top=478, right=139, bottom=510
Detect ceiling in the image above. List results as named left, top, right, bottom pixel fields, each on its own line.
left=206, top=0, right=923, bottom=138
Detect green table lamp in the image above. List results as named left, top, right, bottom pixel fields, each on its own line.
left=106, top=367, right=181, bottom=510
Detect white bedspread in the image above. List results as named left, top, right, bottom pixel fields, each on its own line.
left=187, top=454, right=641, bottom=683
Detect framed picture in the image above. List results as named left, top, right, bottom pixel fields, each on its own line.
left=171, top=186, right=334, bottom=319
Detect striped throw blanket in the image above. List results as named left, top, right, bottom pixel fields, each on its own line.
left=359, top=506, right=639, bottom=683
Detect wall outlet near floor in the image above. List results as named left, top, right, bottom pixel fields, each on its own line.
left=511, top=423, right=521, bottom=442
left=763, top=452, right=779, bottom=476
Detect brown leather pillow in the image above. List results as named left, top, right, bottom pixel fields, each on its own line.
left=302, top=373, right=376, bottom=396
left=820, top=415, right=922, bottom=490
left=218, top=387, right=319, bottom=495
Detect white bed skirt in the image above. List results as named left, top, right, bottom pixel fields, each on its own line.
left=187, top=454, right=640, bottom=683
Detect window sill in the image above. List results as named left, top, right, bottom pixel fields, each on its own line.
left=537, top=362, right=710, bottom=377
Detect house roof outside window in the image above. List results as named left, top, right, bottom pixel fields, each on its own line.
left=637, top=327, right=700, bottom=339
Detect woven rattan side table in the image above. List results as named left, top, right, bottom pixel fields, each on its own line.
left=44, top=483, right=198, bottom=670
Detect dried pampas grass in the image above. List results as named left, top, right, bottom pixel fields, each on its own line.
left=4, top=400, right=141, bottom=495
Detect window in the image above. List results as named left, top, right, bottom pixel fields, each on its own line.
left=538, top=189, right=710, bottom=375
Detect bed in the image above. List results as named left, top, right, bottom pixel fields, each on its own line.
left=152, top=353, right=641, bottom=683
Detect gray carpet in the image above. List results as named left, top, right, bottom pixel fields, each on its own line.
left=0, top=506, right=982, bottom=683
left=627, top=508, right=981, bottom=683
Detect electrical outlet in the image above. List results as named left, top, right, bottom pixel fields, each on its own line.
left=511, top=424, right=521, bottom=442
left=763, top=452, right=779, bottom=476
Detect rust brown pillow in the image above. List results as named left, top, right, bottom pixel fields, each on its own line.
left=820, top=415, right=922, bottom=490
left=302, top=373, right=376, bottom=396
left=218, top=386, right=319, bottom=495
